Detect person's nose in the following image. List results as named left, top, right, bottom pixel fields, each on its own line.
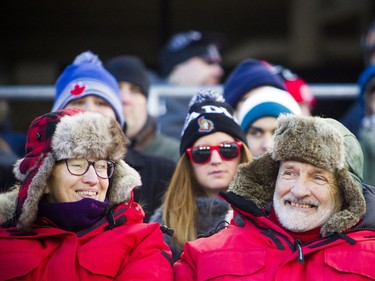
left=291, top=176, right=311, bottom=198
left=213, top=64, right=224, bottom=77
left=82, top=165, right=99, bottom=185
left=210, top=149, right=222, bottom=165
left=261, top=134, right=274, bottom=153
left=120, top=90, right=132, bottom=105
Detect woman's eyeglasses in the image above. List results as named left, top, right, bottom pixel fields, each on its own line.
left=58, top=159, right=116, bottom=179
left=186, top=141, right=242, bottom=164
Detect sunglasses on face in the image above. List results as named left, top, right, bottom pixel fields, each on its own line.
left=186, top=141, right=242, bottom=164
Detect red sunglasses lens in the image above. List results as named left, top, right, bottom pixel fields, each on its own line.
left=190, top=142, right=240, bottom=164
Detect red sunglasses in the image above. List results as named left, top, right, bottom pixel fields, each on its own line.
left=186, top=141, right=242, bottom=164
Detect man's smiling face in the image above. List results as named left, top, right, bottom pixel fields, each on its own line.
left=273, top=160, right=342, bottom=232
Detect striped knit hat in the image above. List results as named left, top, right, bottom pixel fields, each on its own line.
left=238, top=87, right=301, bottom=132
left=180, top=90, right=248, bottom=155
left=52, top=51, right=125, bottom=127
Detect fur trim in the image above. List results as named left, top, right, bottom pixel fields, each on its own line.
left=107, top=160, right=141, bottom=209
left=272, top=114, right=345, bottom=172
left=13, top=159, right=26, bottom=182
left=228, top=153, right=278, bottom=208
left=17, top=154, right=55, bottom=231
left=229, top=115, right=366, bottom=236
left=321, top=169, right=366, bottom=236
left=52, top=112, right=126, bottom=161
left=0, top=186, right=19, bottom=224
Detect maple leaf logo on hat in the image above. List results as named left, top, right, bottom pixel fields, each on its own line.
left=70, top=83, right=86, bottom=96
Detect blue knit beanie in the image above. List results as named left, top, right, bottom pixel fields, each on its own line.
left=52, top=51, right=124, bottom=127
left=223, top=59, right=286, bottom=108
left=238, top=87, right=301, bottom=133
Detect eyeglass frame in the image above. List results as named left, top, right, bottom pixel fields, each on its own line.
left=185, top=141, right=243, bottom=164
left=56, top=158, right=116, bottom=179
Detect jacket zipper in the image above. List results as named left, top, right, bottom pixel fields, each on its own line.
left=77, top=207, right=126, bottom=237
left=294, top=239, right=304, bottom=263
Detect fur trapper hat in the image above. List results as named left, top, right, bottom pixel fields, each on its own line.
left=0, top=108, right=140, bottom=232
left=228, top=114, right=366, bottom=236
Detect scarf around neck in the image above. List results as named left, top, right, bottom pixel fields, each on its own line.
left=38, top=198, right=109, bottom=232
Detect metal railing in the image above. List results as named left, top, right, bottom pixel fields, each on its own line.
left=0, top=84, right=359, bottom=117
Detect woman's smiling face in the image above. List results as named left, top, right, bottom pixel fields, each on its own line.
left=44, top=159, right=109, bottom=203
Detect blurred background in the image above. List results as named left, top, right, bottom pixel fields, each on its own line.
left=0, top=0, right=374, bottom=130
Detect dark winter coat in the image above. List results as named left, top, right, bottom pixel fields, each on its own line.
left=151, top=196, right=230, bottom=262
left=125, top=148, right=175, bottom=222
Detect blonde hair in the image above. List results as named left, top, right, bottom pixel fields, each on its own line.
left=162, top=142, right=252, bottom=249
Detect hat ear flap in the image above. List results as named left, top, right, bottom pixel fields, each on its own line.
left=17, top=153, right=56, bottom=232
left=107, top=160, right=141, bottom=209
left=229, top=152, right=279, bottom=208
left=321, top=169, right=366, bottom=236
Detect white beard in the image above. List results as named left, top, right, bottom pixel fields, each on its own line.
left=273, top=196, right=333, bottom=232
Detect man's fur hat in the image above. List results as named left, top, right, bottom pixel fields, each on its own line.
left=228, top=114, right=366, bottom=236
left=0, top=109, right=140, bottom=232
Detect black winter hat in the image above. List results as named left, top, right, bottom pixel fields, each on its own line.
left=180, top=90, right=248, bottom=155
left=159, top=30, right=225, bottom=77
left=105, top=55, right=150, bottom=98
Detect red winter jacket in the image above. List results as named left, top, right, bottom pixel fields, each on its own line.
left=174, top=191, right=375, bottom=281
left=0, top=202, right=173, bottom=281
left=175, top=212, right=375, bottom=280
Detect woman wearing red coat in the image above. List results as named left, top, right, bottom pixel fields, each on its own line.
left=0, top=109, right=173, bottom=280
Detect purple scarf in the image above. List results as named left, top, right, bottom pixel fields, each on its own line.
left=38, top=198, right=109, bottom=232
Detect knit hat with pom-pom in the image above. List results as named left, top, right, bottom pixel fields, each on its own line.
left=51, top=51, right=124, bottom=127
left=179, top=89, right=248, bottom=155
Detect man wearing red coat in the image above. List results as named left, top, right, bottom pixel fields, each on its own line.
left=174, top=114, right=375, bottom=280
